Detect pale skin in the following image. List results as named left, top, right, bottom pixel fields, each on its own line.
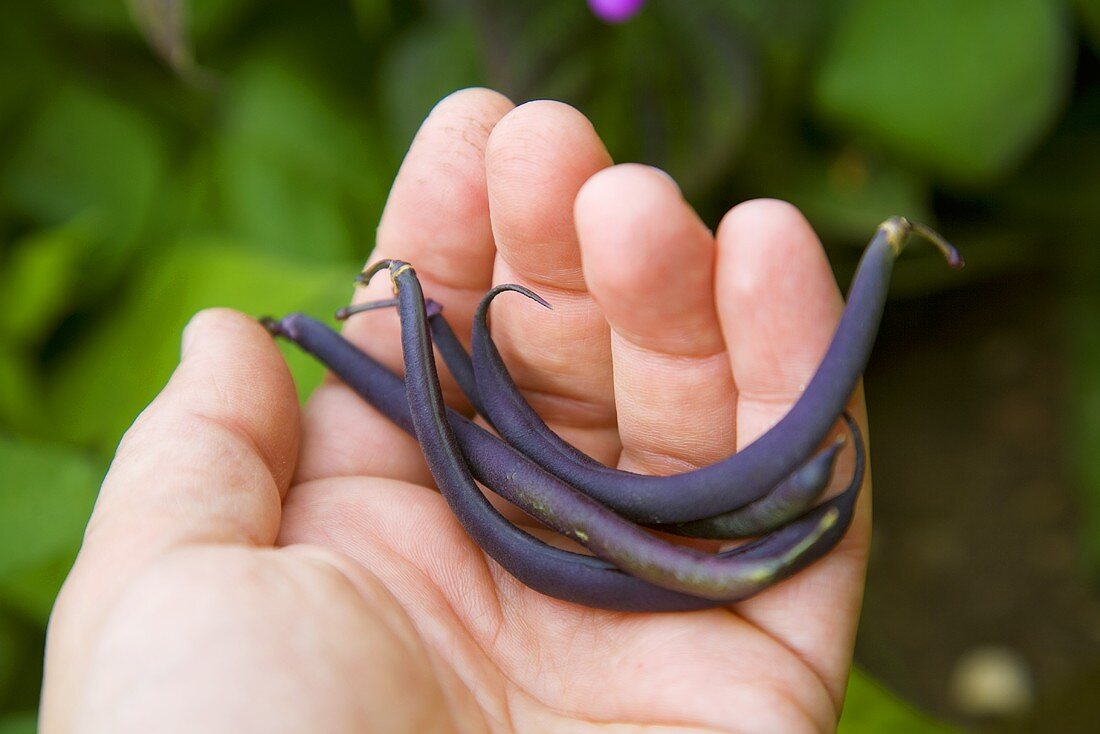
left=41, top=89, right=871, bottom=734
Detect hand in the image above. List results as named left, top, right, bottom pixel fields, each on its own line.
left=42, top=89, right=870, bottom=734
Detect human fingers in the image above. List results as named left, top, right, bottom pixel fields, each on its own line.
left=297, top=88, right=513, bottom=486
left=482, top=101, right=621, bottom=464
left=575, top=163, right=737, bottom=475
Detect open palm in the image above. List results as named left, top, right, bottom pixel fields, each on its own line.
left=43, top=90, right=870, bottom=734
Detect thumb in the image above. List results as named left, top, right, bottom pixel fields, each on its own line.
left=89, top=307, right=300, bottom=554
left=43, top=308, right=300, bottom=725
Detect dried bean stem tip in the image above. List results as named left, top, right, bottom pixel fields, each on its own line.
left=356, top=259, right=402, bottom=294
left=881, top=216, right=964, bottom=269
left=259, top=316, right=283, bottom=336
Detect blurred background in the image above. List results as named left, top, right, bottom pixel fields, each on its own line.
left=0, top=0, right=1098, bottom=730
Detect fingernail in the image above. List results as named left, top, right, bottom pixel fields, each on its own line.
left=648, top=166, right=681, bottom=193
left=181, top=311, right=210, bottom=358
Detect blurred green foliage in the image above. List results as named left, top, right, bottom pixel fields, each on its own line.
left=1, top=0, right=1098, bottom=728
left=813, top=0, right=1071, bottom=184
left=0, top=440, right=98, bottom=618
left=0, top=714, right=35, bottom=734
left=839, top=668, right=959, bottom=733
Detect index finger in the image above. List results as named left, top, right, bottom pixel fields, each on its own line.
left=295, top=89, right=514, bottom=486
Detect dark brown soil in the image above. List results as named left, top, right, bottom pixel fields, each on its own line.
left=858, top=271, right=1100, bottom=731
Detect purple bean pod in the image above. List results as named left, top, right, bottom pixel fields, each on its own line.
left=357, top=260, right=860, bottom=600
left=470, top=217, right=960, bottom=523
left=663, top=435, right=845, bottom=539
left=341, top=295, right=841, bottom=539
left=263, top=310, right=862, bottom=609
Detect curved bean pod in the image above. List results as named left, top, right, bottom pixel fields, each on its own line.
left=263, top=310, right=864, bottom=609
left=470, top=217, right=959, bottom=523
left=340, top=295, right=842, bottom=539
left=662, top=434, right=845, bottom=539
left=368, top=259, right=858, bottom=600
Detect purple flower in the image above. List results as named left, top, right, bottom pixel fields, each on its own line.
left=588, top=0, right=646, bottom=24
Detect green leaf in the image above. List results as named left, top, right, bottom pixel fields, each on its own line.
left=0, top=438, right=99, bottom=587
left=217, top=142, right=357, bottom=262
left=738, top=136, right=931, bottom=244
left=0, top=615, right=24, bottom=706
left=350, top=0, right=392, bottom=36
left=512, top=0, right=760, bottom=198
left=642, top=3, right=761, bottom=194
left=59, top=0, right=256, bottom=42
left=0, top=218, right=99, bottom=346
left=223, top=56, right=383, bottom=205
left=784, top=156, right=929, bottom=244
left=991, top=80, right=1100, bottom=233
left=0, top=349, right=47, bottom=437
left=379, top=18, right=485, bottom=155
left=0, top=7, right=57, bottom=129
left=0, top=556, right=76, bottom=624
left=1083, top=0, right=1100, bottom=51
left=813, top=0, right=1072, bottom=184
left=839, top=667, right=959, bottom=733
left=45, top=241, right=351, bottom=454
left=694, top=0, right=833, bottom=104
left=0, top=713, right=37, bottom=734
left=216, top=54, right=390, bottom=262
left=187, top=0, right=261, bottom=43
left=2, top=85, right=167, bottom=279
left=495, top=1, right=594, bottom=101
left=53, top=0, right=133, bottom=34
